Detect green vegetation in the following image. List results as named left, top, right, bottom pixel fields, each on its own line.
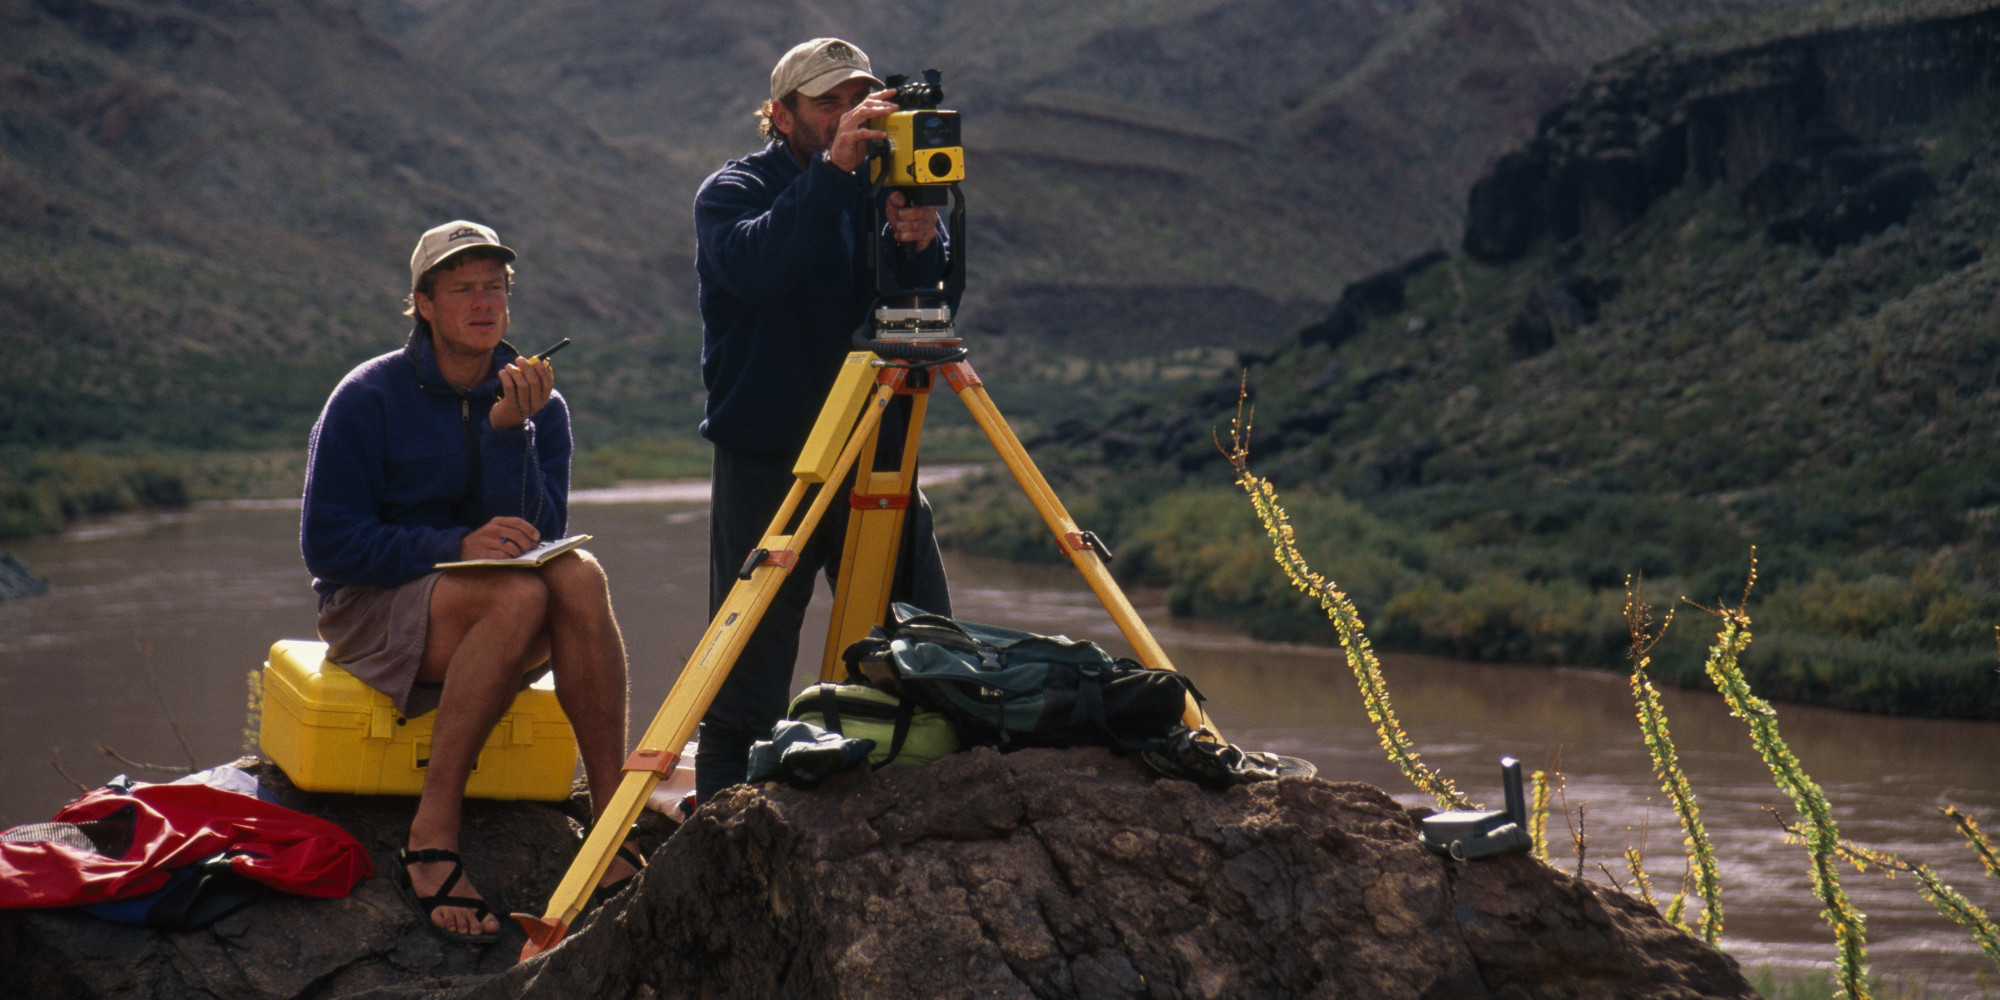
left=1233, top=448, right=2000, bottom=1000
left=0, top=446, right=305, bottom=536
left=1693, top=554, right=1868, bottom=997
left=1222, top=407, right=1468, bottom=811
left=570, top=437, right=713, bottom=488
left=1627, top=582, right=1722, bottom=946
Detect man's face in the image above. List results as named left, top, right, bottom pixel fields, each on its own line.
left=415, top=256, right=510, bottom=361
left=774, top=78, right=871, bottom=160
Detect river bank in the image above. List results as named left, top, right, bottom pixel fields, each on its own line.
left=928, top=466, right=2000, bottom=723
left=9, top=455, right=2000, bottom=726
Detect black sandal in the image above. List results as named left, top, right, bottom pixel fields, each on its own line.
left=581, top=831, right=649, bottom=916
left=393, top=847, right=500, bottom=944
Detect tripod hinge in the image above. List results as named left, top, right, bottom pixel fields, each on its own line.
left=737, top=547, right=798, bottom=579
left=1065, top=530, right=1114, bottom=563
left=850, top=491, right=911, bottom=510
left=939, top=361, right=980, bottom=393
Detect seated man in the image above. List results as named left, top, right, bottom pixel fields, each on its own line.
left=301, top=221, right=636, bottom=942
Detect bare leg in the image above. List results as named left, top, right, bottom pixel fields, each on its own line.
left=536, top=550, right=637, bottom=883
left=406, top=568, right=549, bottom=938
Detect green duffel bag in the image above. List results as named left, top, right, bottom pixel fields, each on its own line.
left=785, top=682, right=960, bottom=767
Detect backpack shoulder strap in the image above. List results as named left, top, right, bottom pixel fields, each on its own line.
left=815, top=685, right=844, bottom=737
left=880, top=697, right=916, bottom=764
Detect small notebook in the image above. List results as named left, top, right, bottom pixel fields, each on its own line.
left=435, top=534, right=591, bottom=569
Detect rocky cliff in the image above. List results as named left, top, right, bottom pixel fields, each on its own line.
left=1463, top=2, right=2000, bottom=260
left=2, top=751, right=1755, bottom=999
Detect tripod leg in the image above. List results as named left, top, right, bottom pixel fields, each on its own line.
left=939, top=360, right=1216, bottom=736
left=818, top=376, right=932, bottom=680
left=516, top=358, right=902, bottom=960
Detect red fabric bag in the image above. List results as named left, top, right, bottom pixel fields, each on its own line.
left=0, top=781, right=373, bottom=909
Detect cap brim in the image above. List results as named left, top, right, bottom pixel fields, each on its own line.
left=433, top=243, right=517, bottom=270
left=412, top=242, right=517, bottom=292
left=795, top=67, right=885, bottom=98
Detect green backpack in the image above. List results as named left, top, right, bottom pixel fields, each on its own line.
left=785, top=681, right=960, bottom=767
left=842, top=602, right=1203, bottom=750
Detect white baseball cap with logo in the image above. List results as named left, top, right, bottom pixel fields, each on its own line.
left=409, top=220, right=516, bottom=293
left=770, top=37, right=884, bottom=101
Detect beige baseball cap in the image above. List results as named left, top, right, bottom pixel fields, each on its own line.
left=409, top=220, right=516, bottom=293
left=770, top=37, right=883, bottom=101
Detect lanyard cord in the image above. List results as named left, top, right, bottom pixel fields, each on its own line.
left=519, top=418, right=545, bottom=528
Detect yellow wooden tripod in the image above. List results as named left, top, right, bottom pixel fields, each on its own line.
left=513, top=346, right=1211, bottom=960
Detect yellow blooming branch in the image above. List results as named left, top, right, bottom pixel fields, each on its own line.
left=1223, top=390, right=1469, bottom=810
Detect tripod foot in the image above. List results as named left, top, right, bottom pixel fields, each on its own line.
left=513, top=913, right=568, bottom=961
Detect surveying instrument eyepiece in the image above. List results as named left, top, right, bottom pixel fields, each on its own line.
left=862, top=69, right=965, bottom=361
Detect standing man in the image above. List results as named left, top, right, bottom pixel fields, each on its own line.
left=692, top=37, right=953, bottom=802
left=302, top=221, right=638, bottom=943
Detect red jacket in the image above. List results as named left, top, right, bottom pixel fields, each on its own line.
left=0, top=782, right=372, bottom=908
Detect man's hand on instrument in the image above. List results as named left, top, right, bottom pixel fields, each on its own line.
left=827, top=88, right=902, bottom=173
left=491, top=355, right=553, bottom=430
left=885, top=191, right=939, bottom=252
left=460, top=516, right=541, bottom=561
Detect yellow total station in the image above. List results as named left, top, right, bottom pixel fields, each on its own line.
left=869, top=108, right=964, bottom=195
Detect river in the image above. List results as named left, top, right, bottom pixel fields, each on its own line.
left=2, top=492, right=1997, bottom=995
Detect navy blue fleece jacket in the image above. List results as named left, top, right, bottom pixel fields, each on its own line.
left=300, top=325, right=570, bottom=598
left=693, top=142, right=948, bottom=454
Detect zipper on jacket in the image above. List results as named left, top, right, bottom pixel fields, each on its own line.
left=454, top=394, right=480, bottom=522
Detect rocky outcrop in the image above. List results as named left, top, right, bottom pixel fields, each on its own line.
left=425, top=746, right=1756, bottom=999
left=1463, top=4, right=2000, bottom=261
left=2, top=750, right=1755, bottom=1000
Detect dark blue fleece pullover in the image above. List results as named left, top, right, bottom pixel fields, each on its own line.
left=300, top=325, right=570, bottom=599
left=693, top=142, right=948, bottom=454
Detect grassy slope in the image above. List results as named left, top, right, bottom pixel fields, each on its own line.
left=0, top=0, right=713, bottom=529
left=942, top=18, right=2000, bottom=718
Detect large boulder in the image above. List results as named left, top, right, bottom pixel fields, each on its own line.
left=3, top=750, right=1757, bottom=999
left=389, top=747, right=1751, bottom=1000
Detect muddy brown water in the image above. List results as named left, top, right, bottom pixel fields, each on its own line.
left=3, top=493, right=1998, bottom=995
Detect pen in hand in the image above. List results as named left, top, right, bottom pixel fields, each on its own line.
left=499, top=339, right=570, bottom=398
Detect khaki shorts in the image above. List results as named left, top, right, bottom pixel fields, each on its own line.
left=317, top=573, right=444, bottom=717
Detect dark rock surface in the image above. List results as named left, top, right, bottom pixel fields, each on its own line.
left=2, top=749, right=1757, bottom=999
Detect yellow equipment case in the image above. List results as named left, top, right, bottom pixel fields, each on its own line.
left=259, top=639, right=578, bottom=801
